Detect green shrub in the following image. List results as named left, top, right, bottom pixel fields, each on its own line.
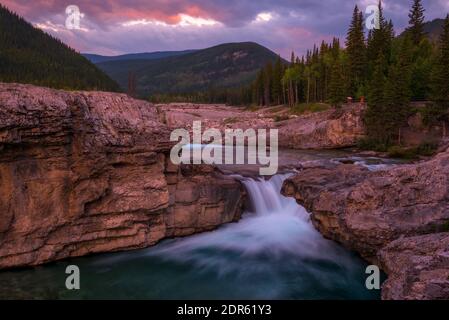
left=387, top=142, right=438, bottom=159
left=291, top=103, right=330, bottom=115
left=274, top=115, right=290, bottom=122
left=387, top=146, right=416, bottom=159
left=441, top=221, right=449, bottom=232
left=415, top=141, right=438, bottom=156
left=357, top=138, right=388, bottom=152
left=223, top=117, right=239, bottom=124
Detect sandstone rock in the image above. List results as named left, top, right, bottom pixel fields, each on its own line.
left=158, top=103, right=366, bottom=149
left=277, top=105, right=366, bottom=149
left=281, top=149, right=449, bottom=299
left=0, top=83, right=245, bottom=269
left=380, top=232, right=449, bottom=300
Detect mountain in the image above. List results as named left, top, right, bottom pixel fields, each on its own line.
left=95, top=42, right=284, bottom=97
left=0, top=4, right=120, bottom=92
left=423, top=18, right=445, bottom=41
left=83, top=50, right=197, bottom=64
left=400, top=18, right=445, bottom=42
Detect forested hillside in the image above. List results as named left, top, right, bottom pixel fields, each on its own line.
left=0, top=5, right=120, bottom=92
left=83, top=50, right=197, bottom=64
left=245, top=0, right=449, bottom=149
left=97, top=42, right=283, bottom=98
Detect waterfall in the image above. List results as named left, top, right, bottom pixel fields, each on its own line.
left=240, top=175, right=289, bottom=215
left=0, top=170, right=381, bottom=299
left=142, top=174, right=357, bottom=276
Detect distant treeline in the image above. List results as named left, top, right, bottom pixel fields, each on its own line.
left=149, top=87, right=253, bottom=106
left=152, top=0, right=449, bottom=148
left=0, top=5, right=120, bottom=92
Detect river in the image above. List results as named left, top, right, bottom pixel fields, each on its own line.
left=0, top=150, right=394, bottom=299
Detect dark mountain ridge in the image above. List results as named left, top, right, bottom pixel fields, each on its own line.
left=0, top=4, right=120, bottom=92
left=95, top=42, right=285, bottom=97
left=83, top=50, right=197, bottom=64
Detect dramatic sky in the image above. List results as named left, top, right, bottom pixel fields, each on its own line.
left=2, top=0, right=448, bottom=58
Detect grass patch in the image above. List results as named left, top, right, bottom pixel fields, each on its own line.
left=387, top=146, right=417, bottom=159
left=415, top=142, right=439, bottom=156
left=274, top=115, right=290, bottom=122
left=268, top=106, right=287, bottom=113
left=223, top=117, right=239, bottom=125
left=291, top=103, right=331, bottom=115
left=440, top=221, right=449, bottom=232
left=358, top=139, right=439, bottom=159
left=357, top=138, right=389, bottom=152
left=244, top=105, right=260, bottom=112
left=387, top=142, right=439, bottom=159
left=429, top=221, right=449, bottom=233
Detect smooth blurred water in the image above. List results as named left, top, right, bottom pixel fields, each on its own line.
left=0, top=174, right=381, bottom=300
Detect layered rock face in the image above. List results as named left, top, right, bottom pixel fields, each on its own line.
left=0, top=83, right=245, bottom=269
left=380, top=233, right=449, bottom=300
left=158, top=103, right=366, bottom=149
left=281, top=149, right=449, bottom=299
left=277, top=106, right=366, bottom=149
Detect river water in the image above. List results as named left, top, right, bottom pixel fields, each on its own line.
left=0, top=150, right=391, bottom=300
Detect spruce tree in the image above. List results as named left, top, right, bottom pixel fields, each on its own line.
left=365, top=53, right=388, bottom=143
left=426, top=15, right=449, bottom=136
left=407, top=0, right=426, bottom=45
left=367, top=1, right=392, bottom=77
left=328, top=55, right=346, bottom=107
left=346, top=5, right=366, bottom=98
left=383, top=36, right=413, bottom=144
left=272, top=56, right=283, bottom=105
left=263, top=62, right=273, bottom=106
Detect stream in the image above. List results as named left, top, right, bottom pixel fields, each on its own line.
left=0, top=150, right=395, bottom=299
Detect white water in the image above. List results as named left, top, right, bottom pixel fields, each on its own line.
left=144, top=174, right=360, bottom=282
left=0, top=173, right=377, bottom=299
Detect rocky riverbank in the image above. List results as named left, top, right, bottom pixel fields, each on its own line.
left=0, top=83, right=245, bottom=269
left=157, top=102, right=365, bottom=149
left=281, top=149, right=449, bottom=300
left=2, top=83, right=447, bottom=300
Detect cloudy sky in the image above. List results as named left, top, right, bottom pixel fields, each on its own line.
left=2, top=0, right=448, bottom=58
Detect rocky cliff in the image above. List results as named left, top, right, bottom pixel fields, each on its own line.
left=0, top=83, right=245, bottom=269
left=276, top=106, right=366, bottom=149
left=158, top=103, right=366, bottom=149
left=281, top=150, right=449, bottom=300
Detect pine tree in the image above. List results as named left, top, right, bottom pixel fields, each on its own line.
left=328, top=55, right=346, bottom=107
left=272, top=56, right=283, bottom=105
left=426, top=15, right=449, bottom=136
left=346, top=5, right=366, bottom=98
left=383, top=36, right=413, bottom=144
left=407, top=0, right=426, bottom=45
left=263, top=62, right=273, bottom=106
left=253, top=70, right=265, bottom=106
left=365, top=53, right=388, bottom=142
left=367, top=1, right=391, bottom=78
left=0, top=4, right=120, bottom=92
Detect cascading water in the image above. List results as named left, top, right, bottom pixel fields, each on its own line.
left=0, top=174, right=380, bottom=299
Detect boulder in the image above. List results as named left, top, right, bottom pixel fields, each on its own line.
left=281, top=149, right=449, bottom=299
